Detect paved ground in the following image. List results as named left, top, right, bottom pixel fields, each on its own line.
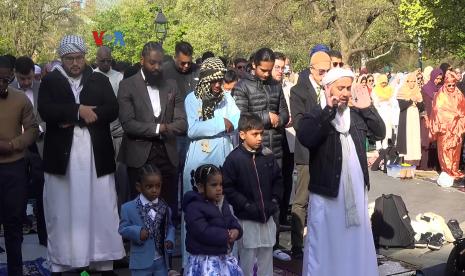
left=2, top=170, right=465, bottom=275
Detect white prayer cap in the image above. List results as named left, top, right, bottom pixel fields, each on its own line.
left=58, top=35, right=87, bottom=57
left=322, top=68, right=355, bottom=86
left=34, top=65, right=41, bottom=75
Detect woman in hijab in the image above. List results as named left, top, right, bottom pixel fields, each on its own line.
left=430, top=73, right=465, bottom=178
left=372, top=74, right=395, bottom=149
left=397, top=73, right=424, bottom=164
left=366, top=74, right=375, bottom=94
left=181, top=57, right=241, bottom=266
left=419, top=68, right=443, bottom=170
left=423, top=66, right=434, bottom=84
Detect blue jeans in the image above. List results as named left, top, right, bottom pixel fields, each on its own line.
left=131, top=258, right=167, bottom=276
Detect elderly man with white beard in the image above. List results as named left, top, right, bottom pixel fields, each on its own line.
left=297, top=68, right=385, bottom=276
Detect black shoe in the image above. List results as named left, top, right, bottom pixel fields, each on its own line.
left=291, top=249, right=303, bottom=259
left=448, top=219, right=463, bottom=240
left=428, top=233, right=444, bottom=250
left=415, top=232, right=432, bottom=248
left=0, top=246, right=4, bottom=253
left=51, top=273, right=62, bottom=276
left=101, top=270, right=118, bottom=276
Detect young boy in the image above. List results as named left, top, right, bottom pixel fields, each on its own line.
left=119, top=164, right=175, bottom=276
left=222, top=113, right=283, bottom=276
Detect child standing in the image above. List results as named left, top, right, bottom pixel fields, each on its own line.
left=119, top=164, right=175, bottom=276
left=222, top=113, right=283, bottom=276
left=183, top=164, right=243, bottom=276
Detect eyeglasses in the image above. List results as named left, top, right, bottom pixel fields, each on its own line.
left=62, top=55, right=85, bottom=63
left=236, top=65, right=245, bottom=70
left=447, top=84, right=456, bottom=88
left=407, top=80, right=416, bottom=83
left=311, top=67, right=329, bottom=76
left=368, top=79, right=374, bottom=83
left=98, top=58, right=113, bottom=64
left=332, top=62, right=344, bottom=68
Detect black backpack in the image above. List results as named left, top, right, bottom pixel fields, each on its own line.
left=446, top=238, right=465, bottom=276
left=371, top=194, right=415, bottom=248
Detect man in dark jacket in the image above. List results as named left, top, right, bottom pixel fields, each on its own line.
left=233, top=48, right=289, bottom=166
left=289, top=50, right=331, bottom=258
left=38, top=35, right=125, bottom=274
left=297, top=68, right=384, bottom=275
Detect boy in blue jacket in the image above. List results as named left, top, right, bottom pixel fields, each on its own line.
left=119, top=164, right=175, bottom=276
left=223, top=112, right=283, bottom=276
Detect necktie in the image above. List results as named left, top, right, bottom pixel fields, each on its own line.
left=316, top=86, right=321, bottom=105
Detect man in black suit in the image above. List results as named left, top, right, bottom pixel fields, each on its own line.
left=38, top=35, right=124, bottom=275
left=10, top=56, right=47, bottom=246
left=117, top=42, right=187, bottom=216
left=289, top=50, right=331, bottom=258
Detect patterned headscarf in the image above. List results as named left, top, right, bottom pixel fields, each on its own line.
left=194, top=57, right=226, bottom=120
left=58, top=35, right=87, bottom=57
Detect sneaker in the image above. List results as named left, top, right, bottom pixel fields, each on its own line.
left=415, top=232, right=432, bottom=248
left=448, top=219, right=463, bottom=240
left=273, top=249, right=291, bottom=261
left=428, top=233, right=445, bottom=250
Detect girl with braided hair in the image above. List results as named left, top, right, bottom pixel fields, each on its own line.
left=181, top=57, right=241, bottom=266
left=182, top=164, right=243, bottom=276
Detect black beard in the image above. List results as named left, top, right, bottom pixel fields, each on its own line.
left=143, top=68, right=163, bottom=86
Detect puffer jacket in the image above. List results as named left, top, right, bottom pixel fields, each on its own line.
left=232, top=73, right=289, bottom=160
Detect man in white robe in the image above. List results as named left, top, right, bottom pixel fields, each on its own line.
left=38, top=35, right=125, bottom=275
left=296, top=68, right=385, bottom=276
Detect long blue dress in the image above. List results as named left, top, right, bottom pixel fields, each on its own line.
left=181, top=91, right=240, bottom=266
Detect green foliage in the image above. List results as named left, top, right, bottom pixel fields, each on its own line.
left=399, top=0, right=465, bottom=58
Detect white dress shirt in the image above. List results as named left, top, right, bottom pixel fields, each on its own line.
left=140, top=70, right=161, bottom=134
left=94, top=67, right=123, bottom=96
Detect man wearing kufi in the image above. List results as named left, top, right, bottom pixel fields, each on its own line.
left=297, top=68, right=384, bottom=275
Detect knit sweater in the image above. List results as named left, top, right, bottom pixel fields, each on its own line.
left=0, top=87, right=38, bottom=163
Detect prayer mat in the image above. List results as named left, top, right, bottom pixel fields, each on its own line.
left=0, top=258, right=50, bottom=276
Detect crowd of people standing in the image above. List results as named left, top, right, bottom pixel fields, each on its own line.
left=1, top=33, right=465, bottom=276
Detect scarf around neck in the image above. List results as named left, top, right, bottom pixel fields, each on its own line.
left=397, top=73, right=423, bottom=102
left=331, top=108, right=361, bottom=227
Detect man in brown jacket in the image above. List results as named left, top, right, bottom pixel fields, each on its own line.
left=0, top=55, right=39, bottom=276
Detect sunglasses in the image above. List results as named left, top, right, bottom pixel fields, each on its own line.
left=332, top=62, right=344, bottom=68
left=368, top=79, right=374, bottom=82
left=236, top=65, right=245, bottom=70
left=311, top=67, right=329, bottom=76
left=447, top=84, right=456, bottom=88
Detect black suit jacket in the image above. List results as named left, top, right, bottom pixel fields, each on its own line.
left=38, top=66, right=118, bottom=177
left=117, top=71, right=187, bottom=168
left=290, top=69, right=318, bottom=165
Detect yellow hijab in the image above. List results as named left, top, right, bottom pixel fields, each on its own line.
left=397, top=73, right=423, bottom=102
left=373, top=74, right=393, bottom=101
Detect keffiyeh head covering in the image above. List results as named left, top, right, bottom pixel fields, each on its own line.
left=58, top=35, right=87, bottom=57
left=194, top=57, right=226, bottom=120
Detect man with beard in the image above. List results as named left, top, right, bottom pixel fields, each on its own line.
left=298, top=68, right=384, bottom=275
left=0, top=56, right=39, bottom=276
left=118, top=42, right=187, bottom=217
left=38, top=35, right=125, bottom=275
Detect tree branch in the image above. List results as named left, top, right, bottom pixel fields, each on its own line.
left=349, top=8, right=385, bottom=46
left=364, top=42, right=396, bottom=63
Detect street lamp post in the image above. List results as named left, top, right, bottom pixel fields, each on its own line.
left=154, top=10, right=168, bottom=45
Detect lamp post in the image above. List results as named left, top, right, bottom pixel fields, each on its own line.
left=154, top=10, right=168, bottom=45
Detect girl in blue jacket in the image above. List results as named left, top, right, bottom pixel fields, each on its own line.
left=183, top=164, right=243, bottom=276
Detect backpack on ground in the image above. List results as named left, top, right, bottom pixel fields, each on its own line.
left=371, top=194, right=415, bottom=248
left=445, top=238, right=465, bottom=276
